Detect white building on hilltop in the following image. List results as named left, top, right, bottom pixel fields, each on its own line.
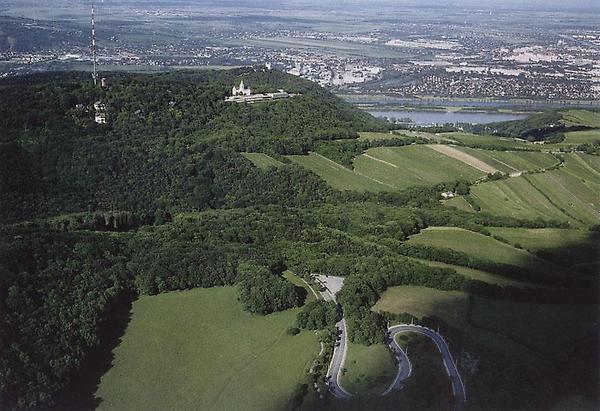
left=225, top=79, right=299, bottom=103
left=232, top=80, right=251, bottom=96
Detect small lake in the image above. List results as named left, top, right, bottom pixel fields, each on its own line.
left=367, top=110, right=528, bottom=125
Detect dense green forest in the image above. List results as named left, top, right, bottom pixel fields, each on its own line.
left=0, top=70, right=598, bottom=410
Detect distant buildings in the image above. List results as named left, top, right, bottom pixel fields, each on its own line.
left=225, top=80, right=299, bottom=103
left=94, top=101, right=107, bottom=124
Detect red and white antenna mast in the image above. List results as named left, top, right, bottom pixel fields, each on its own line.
left=91, top=2, right=98, bottom=86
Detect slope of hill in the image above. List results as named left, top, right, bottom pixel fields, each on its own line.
left=0, top=71, right=598, bottom=411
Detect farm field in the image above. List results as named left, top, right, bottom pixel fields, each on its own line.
left=487, top=227, right=600, bottom=270
left=454, top=147, right=559, bottom=173
left=406, top=227, right=568, bottom=281
left=562, top=129, right=600, bottom=145
left=242, top=152, right=284, bottom=169
left=340, top=343, right=396, bottom=397
left=95, top=287, right=318, bottom=411
left=353, top=145, right=485, bottom=189
left=373, top=286, right=596, bottom=357
left=463, top=153, right=600, bottom=227
left=437, top=132, right=532, bottom=149
left=287, top=152, right=390, bottom=192
left=560, top=110, right=600, bottom=128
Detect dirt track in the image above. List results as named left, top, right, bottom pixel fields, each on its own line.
left=428, top=145, right=498, bottom=173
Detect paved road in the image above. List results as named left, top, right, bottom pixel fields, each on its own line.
left=316, top=275, right=353, bottom=399
left=387, top=324, right=467, bottom=405
left=316, top=275, right=465, bottom=405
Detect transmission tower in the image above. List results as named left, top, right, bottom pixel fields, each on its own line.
left=91, top=3, right=98, bottom=86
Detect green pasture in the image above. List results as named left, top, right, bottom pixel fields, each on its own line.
left=563, top=129, right=600, bottom=145
left=340, top=343, right=397, bottom=397
left=560, top=110, right=600, bottom=128
left=95, top=287, right=318, bottom=411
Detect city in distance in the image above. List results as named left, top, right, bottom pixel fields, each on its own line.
left=0, top=1, right=598, bottom=411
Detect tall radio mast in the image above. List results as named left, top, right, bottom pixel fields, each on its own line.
left=91, top=3, right=98, bottom=86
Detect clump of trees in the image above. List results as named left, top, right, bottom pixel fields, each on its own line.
left=297, top=300, right=340, bottom=330
left=237, top=263, right=302, bottom=314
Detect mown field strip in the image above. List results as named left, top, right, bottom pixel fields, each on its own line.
left=428, top=144, right=498, bottom=173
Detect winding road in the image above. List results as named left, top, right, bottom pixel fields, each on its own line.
left=315, top=275, right=466, bottom=407
left=386, top=324, right=466, bottom=404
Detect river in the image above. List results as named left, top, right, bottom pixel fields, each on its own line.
left=367, top=110, right=528, bottom=125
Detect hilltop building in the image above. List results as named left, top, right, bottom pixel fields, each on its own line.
left=225, top=80, right=299, bottom=103
left=232, top=80, right=252, bottom=97
left=94, top=101, right=107, bottom=124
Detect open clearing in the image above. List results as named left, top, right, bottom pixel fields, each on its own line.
left=373, top=286, right=596, bottom=358
left=287, top=152, right=390, bottom=192
left=428, top=144, right=498, bottom=173
left=340, top=343, right=396, bottom=397
left=353, top=145, right=485, bottom=189
left=95, top=287, right=318, bottom=411
left=406, top=227, right=568, bottom=281
left=242, top=152, right=284, bottom=169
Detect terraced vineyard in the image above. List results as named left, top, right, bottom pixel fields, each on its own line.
left=452, top=147, right=559, bottom=173
left=353, top=145, right=485, bottom=189
left=287, top=152, right=389, bottom=192
left=437, top=132, right=532, bottom=149
left=465, top=153, right=600, bottom=226
left=406, top=227, right=570, bottom=281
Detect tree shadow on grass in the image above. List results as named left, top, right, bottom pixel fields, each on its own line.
left=55, top=289, right=136, bottom=411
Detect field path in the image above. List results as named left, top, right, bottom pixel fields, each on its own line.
left=362, top=153, right=399, bottom=168
left=428, top=145, right=498, bottom=173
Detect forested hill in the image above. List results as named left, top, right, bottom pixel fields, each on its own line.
left=0, top=68, right=387, bottom=224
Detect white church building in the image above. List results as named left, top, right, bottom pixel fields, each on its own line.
left=225, top=80, right=298, bottom=103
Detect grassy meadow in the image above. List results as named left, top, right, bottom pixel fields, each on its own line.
left=340, top=343, right=397, bottom=397
left=242, top=152, right=284, bottom=169
left=95, top=287, right=318, bottom=411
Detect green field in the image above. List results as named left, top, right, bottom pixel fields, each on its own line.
left=563, top=129, right=600, bottom=145
left=340, top=343, right=396, bottom=396
left=353, top=145, right=484, bottom=189
left=95, top=287, right=318, bottom=411
left=406, top=227, right=569, bottom=281
left=373, top=286, right=595, bottom=357
left=242, top=152, right=284, bottom=169
left=488, top=227, right=600, bottom=270
left=438, top=132, right=532, bottom=149
left=287, top=152, right=390, bottom=192
left=357, top=131, right=400, bottom=141
left=283, top=270, right=319, bottom=302
left=464, top=153, right=600, bottom=226
left=444, top=196, right=475, bottom=212
left=455, top=147, right=559, bottom=173
left=412, top=258, right=530, bottom=287
left=560, top=110, right=600, bottom=128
